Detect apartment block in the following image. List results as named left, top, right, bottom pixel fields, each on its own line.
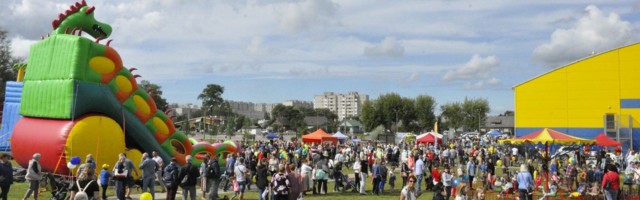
left=313, top=92, right=369, bottom=120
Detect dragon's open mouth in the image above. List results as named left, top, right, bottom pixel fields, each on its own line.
left=92, top=24, right=107, bottom=37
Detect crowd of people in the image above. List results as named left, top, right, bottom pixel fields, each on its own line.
left=6, top=135, right=640, bottom=200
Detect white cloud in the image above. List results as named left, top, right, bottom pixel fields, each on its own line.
left=443, top=54, right=499, bottom=81
left=364, top=37, right=405, bottom=58
left=278, top=0, right=340, bottom=33
left=533, top=5, right=637, bottom=67
left=463, top=78, right=501, bottom=90
left=10, top=37, right=38, bottom=58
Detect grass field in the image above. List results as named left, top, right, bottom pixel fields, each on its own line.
left=8, top=163, right=597, bottom=199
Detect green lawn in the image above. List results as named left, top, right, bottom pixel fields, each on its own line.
left=4, top=163, right=541, bottom=199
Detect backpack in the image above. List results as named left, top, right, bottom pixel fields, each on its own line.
left=163, top=164, right=178, bottom=188
left=74, top=180, right=94, bottom=200
left=380, top=165, right=388, bottom=179
left=207, top=160, right=221, bottom=179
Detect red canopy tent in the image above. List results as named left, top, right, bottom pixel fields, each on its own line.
left=302, top=129, right=338, bottom=144
left=416, top=132, right=443, bottom=144
left=593, top=132, right=621, bottom=147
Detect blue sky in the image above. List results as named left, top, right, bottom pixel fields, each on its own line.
left=3, top=0, right=640, bottom=115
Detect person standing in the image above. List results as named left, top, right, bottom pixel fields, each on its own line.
left=121, top=153, right=139, bottom=199
left=69, top=167, right=100, bottom=200
left=152, top=151, right=167, bottom=193
left=271, top=166, right=290, bottom=200
left=359, top=155, right=369, bottom=195
left=113, top=157, right=127, bottom=200
left=414, top=155, right=425, bottom=194
left=23, top=153, right=43, bottom=200
left=201, top=154, right=210, bottom=199
left=371, top=159, right=381, bottom=195
left=467, top=157, right=476, bottom=190
left=256, top=159, right=269, bottom=200
left=0, top=154, right=13, bottom=200
left=164, top=158, right=179, bottom=200
left=300, top=159, right=312, bottom=196
left=179, top=155, right=200, bottom=200
left=602, top=164, right=620, bottom=200
left=516, top=164, right=534, bottom=200
left=139, top=153, right=157, bottom=199
left=98, top=164, right=111, bottom=200
left=233, top=158, right=248, bottom=200
left=401, top=159, right=411, bottom=188
left=207, top=155, right=222, bottom=200
left=442, top=165, right=453, bottom=200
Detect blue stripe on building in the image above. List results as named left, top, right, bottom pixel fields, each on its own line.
left=620, top=99, right=640, bottom=108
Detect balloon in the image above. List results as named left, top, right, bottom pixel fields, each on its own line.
left=496, top=160, right=502, bottom=167
left=70, top=156, right=81, bottom=165
left=67, top=162, right=77, bottom=169
left=140, top=192, right=152, bottom=200
left=453, top=178, right=460, bottom=186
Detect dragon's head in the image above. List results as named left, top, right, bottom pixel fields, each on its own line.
left=52, top=0, right=112, bottom=39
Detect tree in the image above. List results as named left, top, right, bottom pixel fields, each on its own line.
left=198, top=84, right=225, bottom=111
left=415, top=95, right=437, bottom=131
left=461, top=98, right=490, bottom=132
left=440, top=102, right=464, bottom=131
left=361, top=100, right=380, bottom=132
left=138, top=80, right=169, bottom=111
left=0, top=28, right=24, bottom=101
left=440, top=97, right=490, bottom=132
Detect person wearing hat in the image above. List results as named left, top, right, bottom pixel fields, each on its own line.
left=23, top=153, right=43, bottom=200
left=0, top=153, right=13, bottom=200
left=99, top=163, right=111, bottom=200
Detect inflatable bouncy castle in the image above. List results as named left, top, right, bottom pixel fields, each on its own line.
left=4, top=0, right=236, bottom=176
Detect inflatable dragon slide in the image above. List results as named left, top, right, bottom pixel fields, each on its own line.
left=3, top=0, right=235, bottom=176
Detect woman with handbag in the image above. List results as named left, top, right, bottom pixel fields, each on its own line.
left=401, top=160, right=411, bottom=188
left=113, top=157, right=128, bottom=200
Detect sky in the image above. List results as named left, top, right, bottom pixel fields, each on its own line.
left=2, top=0, right=640, bottom=115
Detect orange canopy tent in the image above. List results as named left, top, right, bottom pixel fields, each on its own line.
left=302, top=129, right=338, bottom=144
left=593, top=132, right=621, bottom=147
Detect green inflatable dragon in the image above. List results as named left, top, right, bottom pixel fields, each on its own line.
left=11, top=0, right=235, bottom=174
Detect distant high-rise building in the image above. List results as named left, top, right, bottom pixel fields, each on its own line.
left=313, top=92, right=369, bottom=120
left=282, top=100, right=313, bottom=109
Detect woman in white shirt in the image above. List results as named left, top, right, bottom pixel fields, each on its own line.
left=353, top=158, right=361, bottom=191
left=300, top=159, right=313, bottom=195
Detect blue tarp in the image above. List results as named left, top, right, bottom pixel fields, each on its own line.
left=266, top=133, right=279, bottom=139
left=486, top=129, right=501, bottom=137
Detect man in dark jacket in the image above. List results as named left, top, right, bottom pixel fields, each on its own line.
left=208, top=155, right=222, bottom=200
left=0, top=153, right=13, bottom=200
left=256, top=159, right=269, bottom=200
left=179, top=156, right=200, bottom=200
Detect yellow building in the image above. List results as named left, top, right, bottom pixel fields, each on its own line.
left=514, top=43, right=640, bottom=149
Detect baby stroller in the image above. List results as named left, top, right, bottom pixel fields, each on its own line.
left=48, top=174, right=70, bottom=200
left=337, top=174, right=357, bottom=192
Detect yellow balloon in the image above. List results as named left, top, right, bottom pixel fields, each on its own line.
left=496, top=160, right=503, bottom=167
left=140, top=192, right=152, bottom=200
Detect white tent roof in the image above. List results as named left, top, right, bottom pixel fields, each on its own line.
left=417, top=132, right=443, bottom=139
left=333, top=131, right=349, bottom=140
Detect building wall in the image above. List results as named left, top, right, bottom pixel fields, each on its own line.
left=314, top=91, right=368, bottom=120
left=514, top=43, right=640, bottom=149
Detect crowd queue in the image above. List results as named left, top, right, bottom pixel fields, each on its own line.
left=5, top=135, right=640, bottom=200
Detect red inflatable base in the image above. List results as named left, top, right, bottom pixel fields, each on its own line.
left=12, top=117, right=74, bottom=174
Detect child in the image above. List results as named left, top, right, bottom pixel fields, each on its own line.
left=99, top=164, right=112, bottom=200
left=230, top=174, right=240, bottom=200
left=388, top=166, right=397, bottom=193
left=475, top=187, right=486, bottom=200
left=538, top=180, right=558, bottom=200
